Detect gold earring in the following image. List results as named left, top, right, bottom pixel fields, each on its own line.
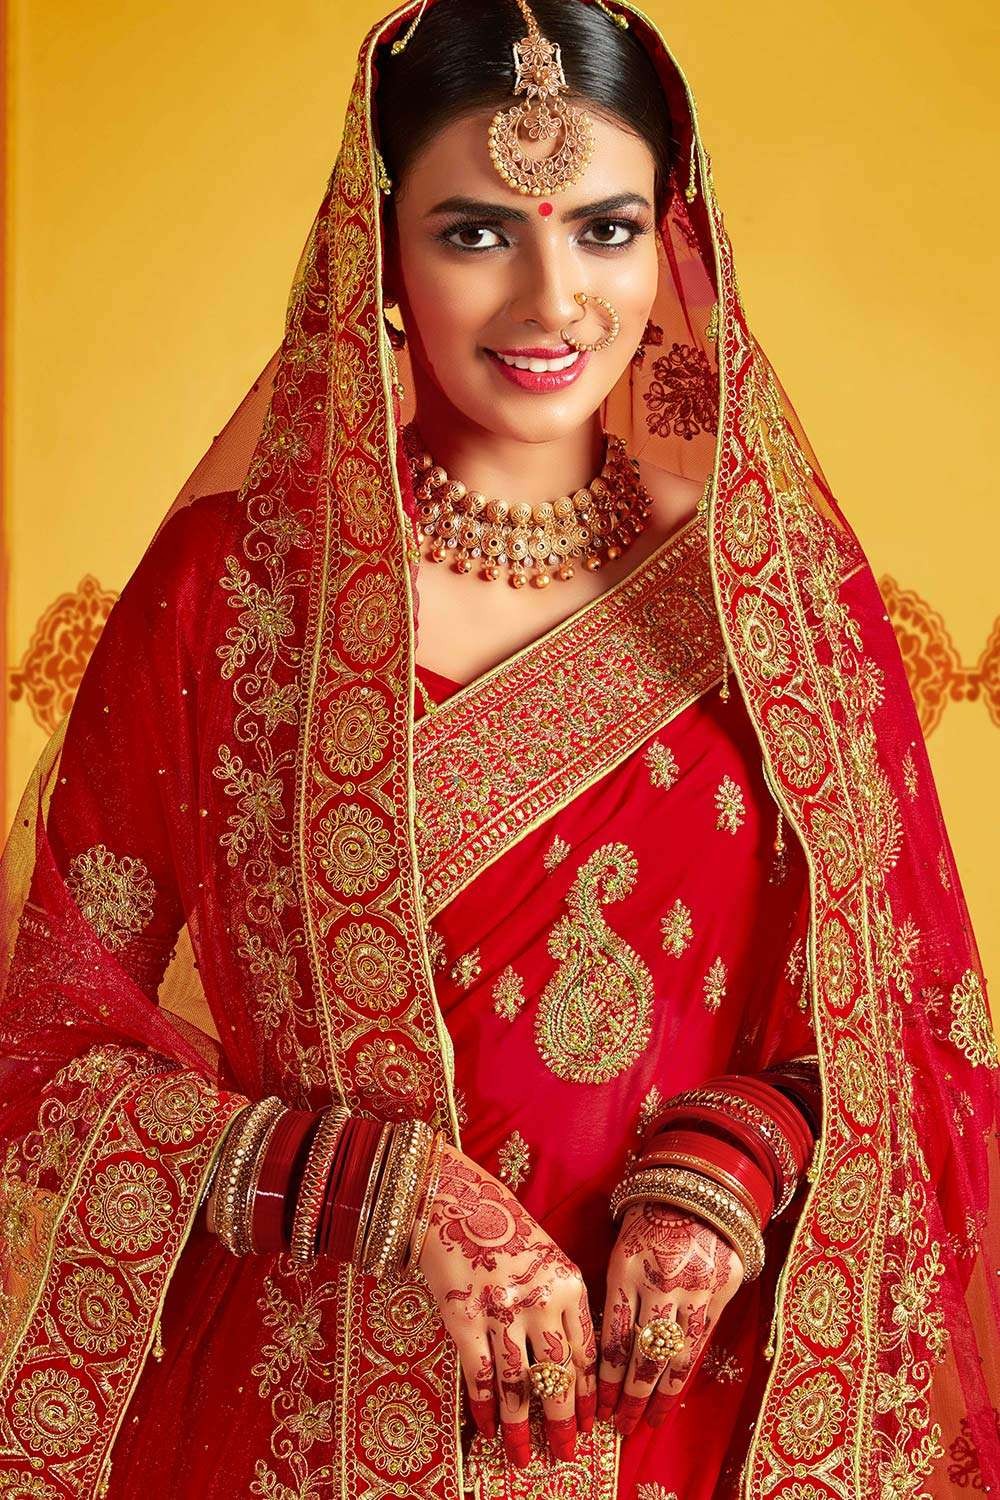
left=560, top=292, right=620, bottom=353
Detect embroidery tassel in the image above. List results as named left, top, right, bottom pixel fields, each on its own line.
left=152, top=1317, right=164, bottom=1361
left=390, top=0, right=428, bottom=53
left=719, top=649, right=730, bottom=701
left=685, top=137, right=699, bottom=203
left=774, top=807, right=785, bottom=855
left=594, top=0, right=629, bottom=27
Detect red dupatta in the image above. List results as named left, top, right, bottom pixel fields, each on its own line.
left=2, top=1, right=998, bottom=1496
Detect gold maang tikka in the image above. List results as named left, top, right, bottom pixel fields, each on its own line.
left=488, top=0, right=594, bottom=196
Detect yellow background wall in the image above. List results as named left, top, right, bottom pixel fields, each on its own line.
left=3, top=1, right=997, bottom=1018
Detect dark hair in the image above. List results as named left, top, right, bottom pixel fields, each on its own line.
left=374, top=0, right=677, bottom=221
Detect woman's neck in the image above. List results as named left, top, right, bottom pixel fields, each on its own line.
left=409, top=393, right=607, bottom=505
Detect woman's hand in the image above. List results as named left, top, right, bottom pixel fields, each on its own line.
left=412, top=1142, right=598, bottom=1468
left=596, top=1201, right=744, bottom=1435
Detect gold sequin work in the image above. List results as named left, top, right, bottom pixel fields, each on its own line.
left=660, top=898, right=693, bottom=957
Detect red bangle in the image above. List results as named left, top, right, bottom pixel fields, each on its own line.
left=641, top=1105, right=782, bottom=1192
left=709, top=1076, right=812, bottom=1170
left=324, top=1118, right=385, bottom=1264
left=316, top=1114, right=357, bottom=1257
left=637, top=1128, right=775, bottom=1228
left=252, top=1109, right=319, bottom=1254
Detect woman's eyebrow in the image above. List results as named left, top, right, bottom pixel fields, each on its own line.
left=424, top=191, right=651, bottom=222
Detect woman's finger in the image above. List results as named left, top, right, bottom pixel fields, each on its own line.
left=489, top=1321, right=532, bottom=1469
left=459, top=1334, right=498, bottom=1439
left=613, top=1289, right=681, bottom=1437
left=523, top=1318, right=577, bottom=1462
left=562, top=1285, right=599, bottom=1433
left=644, top=1291, right=721, bottom=1427
left=595, top=1279, right=637, bottom=1423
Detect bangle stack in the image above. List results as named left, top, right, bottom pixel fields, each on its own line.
left=213, top=1096, right=286, bottom=1256
left=210, top=1094, right=446, bottom=1283
left=610, top=1064, right=820, bottom=1282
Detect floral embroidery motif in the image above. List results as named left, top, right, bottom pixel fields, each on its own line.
left=535, top=844, right=654, bottom=1084
left=636, top=1487, right=679, bottom=1500
left=703, top=956, right=727, bottom=1013
left=543, top=834, right=571, bottom=870
left=56, top=1267, right=135, bottom=1355
left=64, top=843, right=155, bottom=952
left=700, top=1345, right=744, bottom=1383
left=785, top=937, right=806, bottom=986
left=424, top=922, right=447, bottom=974
left=10, top=1369, right=99, bottom=1458
left=84, top=1159, right=173, bottom=1255
left=947, top=969, right=999, bottom=1069
left=450, top=946, right=483, bottom=990
left=645, top=739, right=679, bottom=790
left=134, top=1074, right=216, bottom=1144
left=660, top=898, right=693, bottom=957
left=637, top=1085, right=664, bottom=1136
left=330, top=921, right=410, bottom=1009
left=902, top=744, right=919, bottom=799
left=497, top=1130, right=532, bottom=1190
left=319, top=683, right=392, bottom=776
left=714, top=774, right=746, bottom=833
left=642, top=341, right=717, bottom=441
left=492, top=965, right=526, bottom=1021
left=946, top=1415, right=991, bottom=1490
left=357, top=1379, right=437, bottom=1477
left=775, top=1370, right=847, bottom=1460
left=787, top=1260, right=852, bottom=1349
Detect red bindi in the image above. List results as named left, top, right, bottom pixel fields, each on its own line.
left=537, top=201, right=553, bottom=216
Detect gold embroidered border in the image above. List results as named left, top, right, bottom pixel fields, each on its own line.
left=414, top=515, right=722, bottom=921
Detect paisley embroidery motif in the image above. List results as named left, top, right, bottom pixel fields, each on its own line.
left=534, top=844, right=654, bottom=1084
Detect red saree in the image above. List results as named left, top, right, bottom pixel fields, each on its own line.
left=2, top=2, right=998, bottom=1497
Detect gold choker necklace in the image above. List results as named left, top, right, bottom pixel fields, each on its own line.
left=402, top=422, right=653, bottom=589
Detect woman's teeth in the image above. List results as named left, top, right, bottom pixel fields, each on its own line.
left=492, top=350, right=581, bottom=372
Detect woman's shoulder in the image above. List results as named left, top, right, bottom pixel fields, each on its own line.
left=635, top=457, right=704, bottom=532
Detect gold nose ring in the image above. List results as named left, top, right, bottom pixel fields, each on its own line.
left=560, top=292, right=620, bottom=352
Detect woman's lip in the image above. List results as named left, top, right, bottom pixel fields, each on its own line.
left=484, top=347, right=590, bottom=392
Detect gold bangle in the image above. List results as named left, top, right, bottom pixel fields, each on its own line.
left=354, top=1123, right=394, bottom=1269
left=367, top=1121, right=432, bottom=1278
left=365, top=1120, right=436, bottom=1279
left=289, top=1105, right=349, bottom=1266
left=637, top=1150, right=763, bottom=1225
left=241, top=1104, right=288, bottom=1253
left=402, top=1130, right=445, bottom=1275
left=214, top=1097, right=284, bottom=1256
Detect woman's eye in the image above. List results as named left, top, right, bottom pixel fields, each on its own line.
left=443, top=225, right=505, bottom=252
left=582, top=218, right=644, bottom=249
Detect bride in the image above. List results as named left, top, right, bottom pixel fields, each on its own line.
left=1, top=2, right=996, bottom=1497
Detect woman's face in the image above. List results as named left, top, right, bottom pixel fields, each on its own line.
left=383, top=106, right=660, bottom=444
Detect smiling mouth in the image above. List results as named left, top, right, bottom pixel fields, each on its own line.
left=484, top=348, right=582, bottom=372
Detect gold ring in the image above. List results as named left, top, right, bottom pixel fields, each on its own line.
left=635, top=1316, right=685, bottom=1362
left=560, top=292, right=620, bottom=353
left=527, top=1348, right=573, bottom=1399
